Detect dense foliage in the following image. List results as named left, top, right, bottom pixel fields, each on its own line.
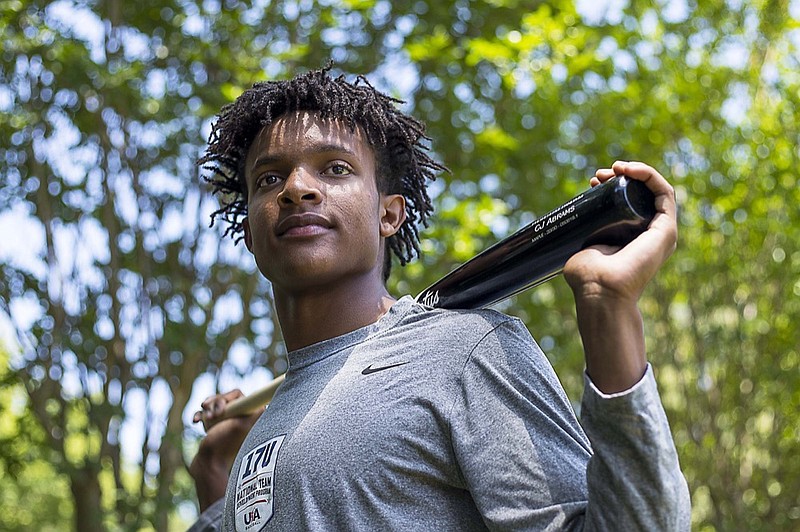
left=1, top=1, right=798, bottom=530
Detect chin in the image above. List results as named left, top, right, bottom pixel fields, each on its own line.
left=262, top=260, right=380, bottom=294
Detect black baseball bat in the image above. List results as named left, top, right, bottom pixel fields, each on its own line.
left=415, top=175, right=656, bottom=309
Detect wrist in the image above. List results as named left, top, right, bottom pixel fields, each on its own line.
left=569, top=275, right=642, bottom=307
left=574, top=294, right=647, bottom=394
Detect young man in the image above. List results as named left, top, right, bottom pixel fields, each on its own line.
left=188, top=67, right=690, bottom=531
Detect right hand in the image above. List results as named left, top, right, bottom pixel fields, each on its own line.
left=193, top=389, right=260, bottom=431
left=189, top=390, right=264, bottom=511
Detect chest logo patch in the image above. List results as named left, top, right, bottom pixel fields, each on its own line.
left=235, top=434, right=286, bottom=531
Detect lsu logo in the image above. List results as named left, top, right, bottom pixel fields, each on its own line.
left=235, top=434, right=286, bottom=531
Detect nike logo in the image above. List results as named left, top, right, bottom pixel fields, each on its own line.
left=361, top=362, right=409, bottom=375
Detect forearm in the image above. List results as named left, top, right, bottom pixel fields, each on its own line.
left=189, top=396, right=264, bottom=513
left=190, top=459, right=230, bottom=513
left=574, top=294, right=647, bottom=394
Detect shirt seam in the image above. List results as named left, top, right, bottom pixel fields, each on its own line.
left=443, top=316, right=518, bottom=487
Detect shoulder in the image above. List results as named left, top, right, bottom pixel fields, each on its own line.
left=370, top=297, right=545, bottom=380
left=404, top=299, right=527, bottom=341
left=399, top=302, right=563, bottom=390
left=385, top=299, right=539, bottom=364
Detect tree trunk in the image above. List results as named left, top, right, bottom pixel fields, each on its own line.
left=71, top=466, right=106, bottom=532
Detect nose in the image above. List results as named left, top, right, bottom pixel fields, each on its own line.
left=277, top=167, right=322, bottom=206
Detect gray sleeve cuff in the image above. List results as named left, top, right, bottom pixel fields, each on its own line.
left=186, top=497, right=225, bottom=532
left=580, top=363, right=692, bottom=531
left=583, top=363, right=653, bottom=401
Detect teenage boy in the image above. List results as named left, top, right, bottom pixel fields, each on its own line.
left=188, top=67, right=690, bottom=531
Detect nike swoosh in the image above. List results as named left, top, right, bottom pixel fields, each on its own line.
left=361, top=362, right=409, bottom=375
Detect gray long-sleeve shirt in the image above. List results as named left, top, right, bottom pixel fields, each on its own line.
left=193, top=296, right=690, bottom=531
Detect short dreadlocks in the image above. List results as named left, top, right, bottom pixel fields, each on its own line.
left=199, top=66, right=446, bottom=278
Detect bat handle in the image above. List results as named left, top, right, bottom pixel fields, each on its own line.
left=198, top=373, right=286, bottom=426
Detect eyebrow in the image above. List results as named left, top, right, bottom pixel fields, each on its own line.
left=250, top=143, right=358, bottom=169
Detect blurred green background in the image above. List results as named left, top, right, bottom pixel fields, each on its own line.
left=1, top=0, right=798, bottom=530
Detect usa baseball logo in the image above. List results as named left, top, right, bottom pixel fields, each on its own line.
left=235, top=435, right=286, bottom=531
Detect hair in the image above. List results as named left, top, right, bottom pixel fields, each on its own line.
left=199, top=65, right=446, bottom=279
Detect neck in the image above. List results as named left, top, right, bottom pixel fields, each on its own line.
left=273, top=273, right=396, bottom=352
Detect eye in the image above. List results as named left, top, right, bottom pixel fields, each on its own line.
left=256, top=173, right=281, bottom=188
left=325, top=162, right=353, bottom=177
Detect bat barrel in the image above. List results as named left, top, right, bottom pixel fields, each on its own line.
left=416, top=176, right=656, bottom=310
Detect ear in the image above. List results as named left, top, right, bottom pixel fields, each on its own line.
left=243, top=217, right=253, bottom=252
left=379, top=194, right=406, bottom=238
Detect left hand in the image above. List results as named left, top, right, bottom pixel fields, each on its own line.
left=564, top=160, right=677, bottom=305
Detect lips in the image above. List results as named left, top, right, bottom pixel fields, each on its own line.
left=275, top=212, right=333, bottom=237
